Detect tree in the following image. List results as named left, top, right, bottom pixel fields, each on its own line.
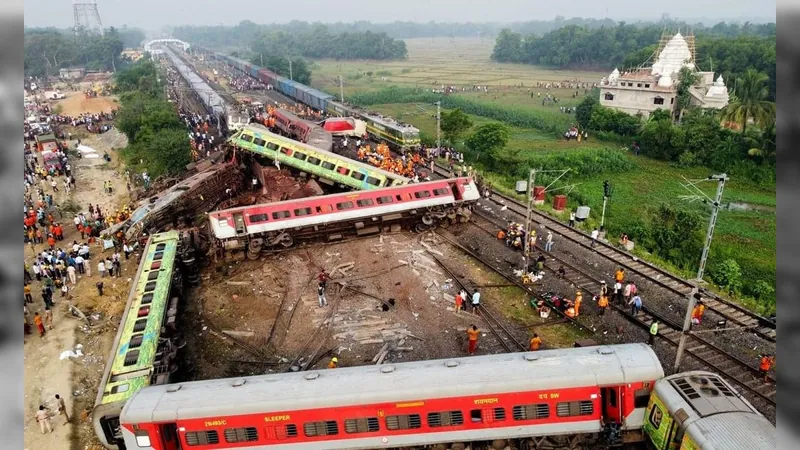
left=575, top=95, right=598, bottom=130
left=465, top=124, right=510, bottom=169
left=720, top=69, right=775, bottom=134
left=491, top=29, right=523, bottom=62
left=122, top=129, right=192, bottom=178
left=675, top=66, right=700, bottom=123
left=646, top=204, right=704, bottom=270
left=441, top=108, right=473, bottom=143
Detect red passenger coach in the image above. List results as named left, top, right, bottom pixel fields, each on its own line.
left=120, top=344, right=663, bottom=450
left=208, top=177, right=479, bottom=252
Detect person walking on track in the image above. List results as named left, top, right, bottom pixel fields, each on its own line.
left=467, top=325, right=480, bottom=355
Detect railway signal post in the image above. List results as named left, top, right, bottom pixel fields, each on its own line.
left=600, top=180, right=612, bottom=231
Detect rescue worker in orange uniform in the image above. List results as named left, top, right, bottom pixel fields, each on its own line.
left=454, top=292, right=463, bottom=314
left=615, top=268, right=625, bottom=283
left=759, top=354, right=775, bottom=382
left=597, top=294, right=609, bottom=315
left=497, top=230, right=506, bottom=240
left=574, top=291, right=583, bottom=316
left=327, top=357, right=338, bottom=369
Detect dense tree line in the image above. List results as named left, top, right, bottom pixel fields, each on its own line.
left=174, top=22, right=406, bottom=60
left=115, top=59, right=192, bottom=178
left=24, top=27, right=128, bottom=78
left=171, top=18, right=774, bottom=41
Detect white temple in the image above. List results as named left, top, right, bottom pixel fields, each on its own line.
left=599, top=32, right=728, bottom=118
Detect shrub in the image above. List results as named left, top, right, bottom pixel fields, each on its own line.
left=376, top=70, right=392, bottom=76
left=750, top=280, right=775, bottom=301
left=676, top=151, right=700, bottom=167
left=709, top=259, right=743, bottom=294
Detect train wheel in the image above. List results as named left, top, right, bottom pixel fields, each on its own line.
left=415, top=223, right=429, bottom=233
left=279, top=234, right=294, bottom=248
left=450, top=443, right=465, bottom=450
left=422, top=214, right=435, bottom=226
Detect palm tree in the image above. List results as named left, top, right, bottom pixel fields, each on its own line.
left=721, top=69, right=775, bottom=134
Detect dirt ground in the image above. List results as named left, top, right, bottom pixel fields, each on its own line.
left=186, top=229, right=587, bottom=381
left=24, top=127, right=133, bottom=450
left=52, top=90, right=118, bottom=117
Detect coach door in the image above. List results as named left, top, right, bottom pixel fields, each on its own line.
left=602, top=387, right=622, bottom=424
left=233, top=213, right=246, bottom=235
left=160, top=423, right=182, bottom=450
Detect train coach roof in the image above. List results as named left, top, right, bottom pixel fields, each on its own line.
left=121, top=344, right=663, bottom=423
left=684, top=412, right=776, bottom=449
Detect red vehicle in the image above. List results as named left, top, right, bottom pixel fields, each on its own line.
left=321, top=117, right=367, bottom=138
left=270, top=108, right=332, bottom=152
left=119, top=344, right=663, bottom=450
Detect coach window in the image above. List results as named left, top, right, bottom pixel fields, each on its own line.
left=344, top=417, right=380, bottom=434
left=385, top=414, right=422, bottom=430
left=490, top=407, right=507, bottom=421
left=272, top=424, right=298, bottom=439
left=634, top=388, right=651, bottom=408
left=150, top=261, right=161, bottom=270
left=272, top=211, right=291, bottom=220
left=240, top=134, right=253, bottom=143
left=294, top=207, right=312, bottom=217
left=351, top=172, right=366, bottom=181
left=265, top=142, right=279, bottom=151
left=356, top=199, right=374, bottom=207
left=123, top=350, right=139, bottom=367
left=414, top=190, right=432, bottom=199
left=253, top=138, right=266, bottom=147
left=469, top=409, right=483, bottom=422
left=185, top=430, right=220, bottom=446
left=249, top=214, right=269, bottom=224
left=427, top=411, right=464, bottom=427
left=336, top=201, right=355, bottom=211
left=322, top=161, right=336, bottom=171
left=137, top=306, right=150, bottom=318
left=307, top=156, right=322, bottom=166
left=129, top=334, right=143, bottom=349
left=293, top=152, right=307, bottom=161
left=133, top=318, right=148, bottom=333
left=280, top=147, right=292, bottom=155
left=147, top=271, right=160, bottom=281
left=377, top=196, right=393, bottom=204
left=224, top=427, right=258, bottom=443
left=141, top=293, right=153, bottom=305
left=303, top=420, right=339, bottom=437
left=556, top=401, right=594, bottom=417
left=366, top=176, right=381, bottom=186
left=433, top=188, right=450, bottom=196
left=512, top=403, right=550, bottom=420
left=337, top=167, right=351, bottom=176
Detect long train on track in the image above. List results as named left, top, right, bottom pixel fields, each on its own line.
left=208, top=177, right=479, bottom=255
left=229, top=123, right=408, bottom=191
left=93, top=231, right=186, bottom=450
left=116, top=344, right=774, bottom=450
left=194, top=46, right=421, bottom=151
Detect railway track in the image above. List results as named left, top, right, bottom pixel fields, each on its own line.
left=467, top=209, right=776, bottom=409
left=426, top=252, right=528, bottom=353
left=431, top=164, right=776, bottom=344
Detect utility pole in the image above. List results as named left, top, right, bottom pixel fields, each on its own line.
left=522, top=168, right=537, bottom=271
left=288, top=57, right=293, bottom=81
left=339, top=75, right=344, bottom=102
left=600, top=180, right=611, bottom=231
left=435, top=101, right=441, bottom=150
left=260, top=54, right=263, bottom=67
left=696, top=174, right=728, bottom=281
left=674, top=287, right=701, bottom=372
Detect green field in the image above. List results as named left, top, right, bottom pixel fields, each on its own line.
left=309, top=37, right=776, bottom=311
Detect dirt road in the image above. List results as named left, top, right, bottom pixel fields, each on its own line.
left=24, top=129, right=133, bottom=450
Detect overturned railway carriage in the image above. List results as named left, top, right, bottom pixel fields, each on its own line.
left=643, top=371, right=775, bottom=450
left=120, top=344, right=664, bottom=450
left=270, top=108, right=332, bottom=152
left=208, top=177, right=478, bottom=254
left=93, top=231, right=185, bottom=450
left=229, top=123, right=407, bottom=191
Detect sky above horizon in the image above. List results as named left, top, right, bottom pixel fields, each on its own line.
left=24, top=0, right=775, bottom=31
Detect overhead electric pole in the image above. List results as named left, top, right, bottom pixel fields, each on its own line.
left=288, top=57, right=293, bottom=81
left=339, top=75, right=344, bottom=102
left=696, top=174, right=728, bottom=281
left=674, top=287, right=701, bottom=372
left=521, top=168, right=537, bottom=272
left=435, top=101, right=441, bottom=150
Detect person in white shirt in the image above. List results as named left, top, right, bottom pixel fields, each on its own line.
left=590, top=228, right=599, bottom=248
left=471, top=289, right=481, bottom=313
left=97, top=260, right=106, bottom=277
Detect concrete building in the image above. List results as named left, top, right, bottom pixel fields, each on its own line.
left=599, top=33, right=729, bottom=118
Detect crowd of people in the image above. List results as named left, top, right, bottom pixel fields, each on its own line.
left=356, top=142, right=427, bottom=178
